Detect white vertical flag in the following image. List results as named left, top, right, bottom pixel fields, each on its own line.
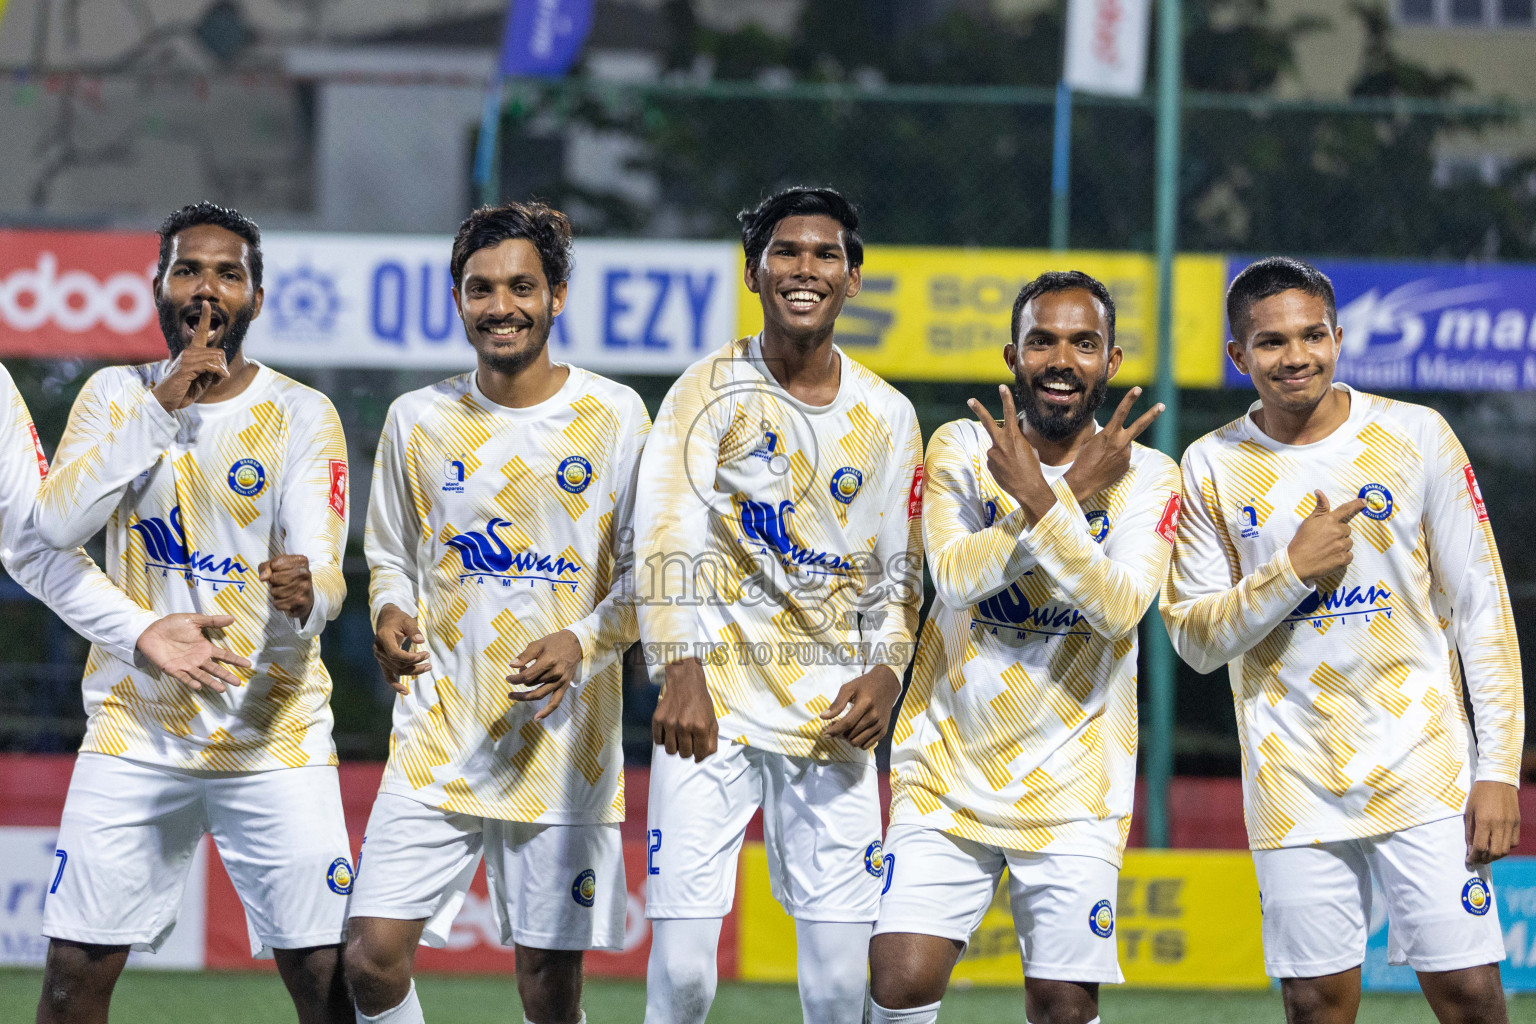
left=1063, top=0, right=1153, bottom=97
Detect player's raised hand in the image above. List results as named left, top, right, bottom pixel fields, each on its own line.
left=1465, top=780, right=1521, bottom=866
left=820, top=664, right=902, bottom=751
left=1286, top=490, right=1367, bottom=586
left=259, top=554, right=314, bottom=624
left=652, top=657, right=718, bottom=762
left=1062, top=386, right=1164, bottom=501
left=137, top=612, right=250, bottom=694
left=153, top=300, right=230, bottom=412
left=968, top=385, right=1053, bottom=521
left=509, top=629, right=583, bottom=722
left=373, top=603, right=429, bottom=695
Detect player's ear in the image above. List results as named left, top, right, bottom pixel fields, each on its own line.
left=844, top=263, right=861, bottom=299
left=1105, top=344, right=1123, bottom=381
left=452, top=286, right=463, bottom=320
left=550, top=280, right=569, bottom=317
left=743, top=260, right=760, bottom=295
left=1004, top=341, right=1019, bottom=375
left=1226, top=338, right=1250, bottom=377
left=250, top=286, right=264, bottom=321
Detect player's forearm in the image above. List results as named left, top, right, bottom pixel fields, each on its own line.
left=7, top=539, right=156, bottom=663
left=1160, top=548, right=1312, bottom=674
left=927, top=508, right=1039, bottom=609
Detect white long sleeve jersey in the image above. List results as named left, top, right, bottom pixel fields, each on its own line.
left=365, top=367, right=648, bottom=824
left=633, top=336, right=925, bottom=765
left=1161, top=385, right=1523, bottom=850
left=891, top=420, right=1179, bottom=864
left=37, top=361, right=349, bottom=771
left=0, top=363, right=158, bottom=663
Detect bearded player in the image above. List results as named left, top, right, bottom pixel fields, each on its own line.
left=34, top=202, right=354, bottom=1024
left=1163, top=257, right=1521, bottom=1024
left=634, top=186, right=925, bottom=1024
left=345, top=202, right=648, bottom=1024
left=868, top=272, right=1177, bottom=1024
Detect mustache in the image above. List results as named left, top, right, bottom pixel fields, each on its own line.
left=476, top=315, right=536, bottom=332
left=1028, top=368, right=1086, bottom=390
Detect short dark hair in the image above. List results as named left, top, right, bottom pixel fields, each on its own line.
left=450, top=202, right=574, bottom=290
left=1226, top=256, right=1336, bottom=344
left=157, top=201, right=263, bottom=289
left=1010, top=270, right=1116, bottom=347
left=738, top=186, right=864, bottom=270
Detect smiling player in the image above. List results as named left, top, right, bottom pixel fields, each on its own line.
left=34, top=202, right=353, bottom=1024
left=869, top=272, right=1177, bottom=1024
left=1162, top=257, right=1522, bottom=1024
left=634, top=187, right=924, bottom=1024
left=345, top=203, right=648, bottom=1024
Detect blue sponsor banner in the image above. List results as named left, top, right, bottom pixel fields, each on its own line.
left=500, top=0, right=595, bottom=78
left=1362, top=856, right=1536, bottom=992
left=1223, top=258, right=1536, bottom=391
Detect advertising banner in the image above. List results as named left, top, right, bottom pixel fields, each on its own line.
left=0, top=231, right=165, bottom=362
left=739, top=249, right=1229, bottom=388
left=245, top=234, right=738, bottom=373
left=1064, top=0, right=1154, bottom=97
left=1223, top=258, right=1536, bottom=391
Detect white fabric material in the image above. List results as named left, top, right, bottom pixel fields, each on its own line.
left=1163, top=385, right=1523, bottom=849
left=869, top=1001, right=940, bottom=1024
left=643, top=917, right=723, bottom=1024
left=0, top=362, right=156, bottom=663
left=1252, top=814, right=1506, bottom=977
left=795, top=919, right=872, bottom=1024
left=892, top=420, right=1177, bottom=863
left=42, top=753, right=350, bottom=957
left=874, top=823, right=1123, bottom=984
left=365, top=366, right=649, bottom=823
left=37, top=360, right=350, bottom=770
left=348, top=793, right=625, bottom=951
left=357, top=980, right=424, bottom=1024
left=645, top=741, right=882, bottom=921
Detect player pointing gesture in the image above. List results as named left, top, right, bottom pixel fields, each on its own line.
left=1162, top=257, right=1521, bottom=1024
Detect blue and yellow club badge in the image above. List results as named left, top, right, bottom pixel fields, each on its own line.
left=864, top=840, right=884, bottom=878
left=830, top=467, right=864, bottom=505
left=1461, top=877, right=1491, bottom=916
left=572, top=868, right=597, bottom=907
left=1358, top=483, right=1394, bottom=521
left=558, top=455, right=593, bottom=494
left=326, top=857, right=353, bottom=895
left=1086, top=510, right=1111, bottom=543
left=1089, top=899, right=1115, bottom=937
left=227, top=458, right=266, bottom=497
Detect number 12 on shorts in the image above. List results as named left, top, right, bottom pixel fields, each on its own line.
left=648, top=829, right=662, bottom=876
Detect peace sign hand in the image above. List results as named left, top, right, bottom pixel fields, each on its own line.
left=967, top=384, right=1056, bottom=524
left=1062, top=387, right=1165, bottom=501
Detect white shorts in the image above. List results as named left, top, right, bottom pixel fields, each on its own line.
left=347, top=793, right=625, bottom=952
left=645, top=742, right=883, bottom=922
left=1252, top=814, right=1506, bottom=977
left=873, top=823, right=1124, bottom=984
left=42, top=752, right=350, bottom=958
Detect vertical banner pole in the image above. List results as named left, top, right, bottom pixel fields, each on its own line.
left=1145, top=0, right=1183, bottom=850
left=1050, top=80, right=1073, bottom=251
left=473, top=76, right=505, bottom=207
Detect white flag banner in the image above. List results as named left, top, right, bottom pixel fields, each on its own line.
left=1063, top=0, right=1153, bottom=97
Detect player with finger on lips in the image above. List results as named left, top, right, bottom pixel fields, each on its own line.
left=867, top=271, right=1178, bottom=1024
left=1161, top=257, right=1522, bottom=1024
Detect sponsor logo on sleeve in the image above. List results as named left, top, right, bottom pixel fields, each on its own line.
left=1463, top=465, right=1489, bottom=523
left=907, top=465, right=925, bottom=519
left=1156, top=492, right=1181, bottom=543
left=328, top=460, right=347, bottom=518
left=27, top=423, right=48, bottom=479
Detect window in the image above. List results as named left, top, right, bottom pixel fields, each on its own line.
left=1397, top=0, right=1536, bottom=23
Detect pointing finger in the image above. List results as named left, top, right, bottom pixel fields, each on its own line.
left=1123, top=402, right=1165, bottom=442
left=967, top=398, right=1003, bottom=444
left=997, top=385, right=1020, bottom=436
left=1334, top=498, right=1368, bottom=523
left=1106, top=387, right=1140, bottom=432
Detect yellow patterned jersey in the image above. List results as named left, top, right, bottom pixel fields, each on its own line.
left=633, top=336, right=925, bottom=764
left=37, top=361, right=349, bottom=771
left=891, top=420, right=1179, bottom=864
left=1162, top=384, right=1523, bottom=850
left=0, top=362, right=159, bottom=662
left=365, top=367, right=648, bottom=824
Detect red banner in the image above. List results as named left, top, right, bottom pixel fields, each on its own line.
left=0, top=230, right=166, bottom=360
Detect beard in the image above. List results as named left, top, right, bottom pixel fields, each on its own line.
left=481, top=329, right=548, bottom=375
left=1011, top=365, right=1110, bottom=443
left=472, top=302, right=553, bottom=376
left=158, top=297, right=254, bottom=361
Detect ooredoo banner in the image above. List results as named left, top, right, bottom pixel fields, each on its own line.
left=0, top=231, right=165, bottom=361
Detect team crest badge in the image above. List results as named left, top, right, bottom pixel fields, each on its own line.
left=558, top=456, right=593, bottom=494
left=830, top=467, right=863, bottom=505
left=572, top=868, right=597, bottom=907
left=1089, top=899, right=1114, bottom=937
left=1461, top=877, right=1491, bottom=916
left=1086, top=510, right=1111, bottom=543
left=1357, top=483, right=1394, bottom=521
left=863, top=841, right=884, bottom=878
left=326, top=857, right=353, bottom=895
left=227, top=458, right=266, bottom=497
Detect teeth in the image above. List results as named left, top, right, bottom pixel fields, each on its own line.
left=1043, top=382, right=1075, bottom=392
left=784, top=291, right=821, bottom=304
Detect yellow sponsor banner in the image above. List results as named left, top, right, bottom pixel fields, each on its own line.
left=735, top=248, right=1228, bottom=387
left=736, top=845, right=1267, bottom=989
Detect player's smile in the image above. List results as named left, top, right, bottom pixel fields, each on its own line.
left=1033, top=372, right=1084, bottom=407
left=780, top=287, right=827, bottom=315
left=747, top=214, right=861, bottom=345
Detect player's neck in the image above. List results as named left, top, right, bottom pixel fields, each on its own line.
left=1253, top=385, right=1350, bottom=446
left=196, top=352, right=259, bottom=404
left=759, top=329, right=840, bottom=407
left=1022, top=419, right=1095, bottom=467
left=476, top=357, right=569, bottom=409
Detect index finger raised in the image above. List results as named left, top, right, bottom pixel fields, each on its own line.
left=1123, top=401, right=1165, bottom=442
left=967, top=398, right=1003, bottom=444
left=1106, top=387, right=1141, bottom=432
